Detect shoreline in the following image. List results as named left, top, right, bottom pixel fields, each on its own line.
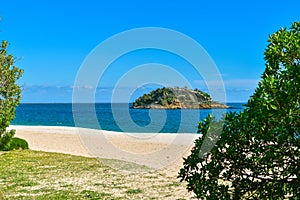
left=10, top=125, right=199, bottom=172
left=10, top=124, right=199, bottom=135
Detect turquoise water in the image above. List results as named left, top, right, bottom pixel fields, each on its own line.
left=12, top=103, right=245, bottom=133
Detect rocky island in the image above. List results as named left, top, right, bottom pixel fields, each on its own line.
left=131, top=87, right=229, bottom=109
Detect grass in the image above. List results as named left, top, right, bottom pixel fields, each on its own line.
left=125, top=189, right=143, bottom=194
left=0, top=150, right=193, bottom=199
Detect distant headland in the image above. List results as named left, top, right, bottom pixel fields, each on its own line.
left=131, top=87, right=229, bottom=109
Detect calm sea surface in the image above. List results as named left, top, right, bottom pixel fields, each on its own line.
left=12, top=103, right=245, bottom=133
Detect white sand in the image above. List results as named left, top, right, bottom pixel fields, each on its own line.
left=11, top=125, right=199, bottom=172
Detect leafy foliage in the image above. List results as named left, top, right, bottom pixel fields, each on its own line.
left=179, top=21, right=300, bottom=199
left=3, top=137, right=29, bottom=151
left=0, top=40, right=23, bottom=150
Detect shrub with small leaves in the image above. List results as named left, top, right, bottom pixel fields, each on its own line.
left=3, top=137, right=29, bottom=151
left=179, top=21, right=300, bottom=199
left=0, top=40, right=23, bottom=150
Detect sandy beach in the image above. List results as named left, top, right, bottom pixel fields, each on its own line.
left=11, top=125, right=199, bottom=173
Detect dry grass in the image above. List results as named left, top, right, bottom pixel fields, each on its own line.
left=0, top=150, right=194, bottom=199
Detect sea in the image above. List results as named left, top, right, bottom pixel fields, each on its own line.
left=12, top=103, right=245, bottom=133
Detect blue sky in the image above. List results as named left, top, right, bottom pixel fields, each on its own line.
left=1, top=0, right=299, bottom=103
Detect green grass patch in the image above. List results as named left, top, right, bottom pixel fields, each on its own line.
left=126, top=188, right=143, bottom=194
left=0, top=150, right=191, bottom=199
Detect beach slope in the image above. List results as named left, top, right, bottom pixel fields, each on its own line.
left=11, top=126, right=199, bottom=172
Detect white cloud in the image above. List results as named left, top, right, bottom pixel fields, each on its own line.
left=194, top=79, right=260, bottom=90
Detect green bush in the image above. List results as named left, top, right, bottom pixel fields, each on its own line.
left=2, top=137, right=29, bottom=151
left=10, top=137, right=29, bottom=150
left=0, top=40, right=23, bottom=150
left=179, top=21, right=300, bottom=199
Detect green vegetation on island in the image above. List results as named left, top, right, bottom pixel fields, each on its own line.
left=132, top=87, right=229, bottom=109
